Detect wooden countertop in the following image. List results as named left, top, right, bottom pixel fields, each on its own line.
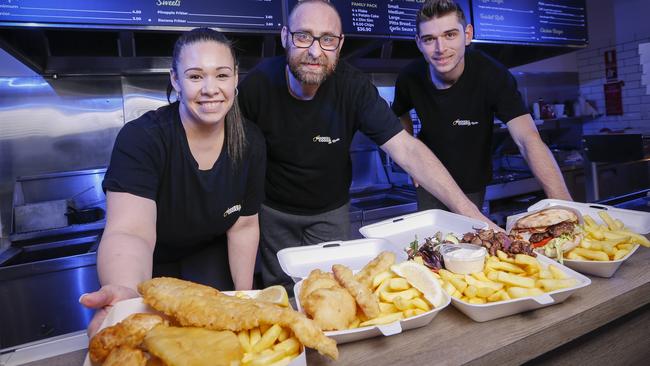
left=306, top=248, right=650, bottom=366
left=8, top=248, right=649, bottom=366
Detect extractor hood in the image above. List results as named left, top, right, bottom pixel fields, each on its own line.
left=0, top=27, right=580, bottom=76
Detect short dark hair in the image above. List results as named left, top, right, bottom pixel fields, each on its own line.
left=166, top=28, right=247, bottom=166
left=287, top=0, right=341, bottom=32
left=416, top=0, right=467, bottom=35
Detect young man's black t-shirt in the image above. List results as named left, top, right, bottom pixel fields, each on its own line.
left=392, top=49, right=529, bottom=192
left=102, top=102, right=266, bottom=263
left=239, top=56, right=403, bottom=215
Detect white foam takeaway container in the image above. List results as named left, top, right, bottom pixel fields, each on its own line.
left=358, top=209, right=489, bottom=250
left=83, top=294, right=307, bottom=366
left=507, top=199, right=648, bottom=277
left=526, top=199, right=650, bottom=234
left=278, top=238, right=451, bottom=344
left=449, top=255, right=591, bottom=322
left=358, top=209, right=590, bottom=322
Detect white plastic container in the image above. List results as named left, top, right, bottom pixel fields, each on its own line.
left=526, top=199, right=650, bottom=234
left=560, top=244, right=640, bottom=277
left=450, top=255, right=591, bottom=322
left=439, top=243, right=487, bottom=274
left=506, top=199, right=648, bottom=277
left=277, top=238, right=451, bottom=344
left=277, top=238, right=408, bottom=283
left=83, top=293, right=307, bottom=366
left=505, top=204, right=584, bottom=233
left=359, top=209, right=489, bottom=249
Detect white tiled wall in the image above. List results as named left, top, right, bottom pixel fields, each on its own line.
left=577, top=36, right=650, bottom=135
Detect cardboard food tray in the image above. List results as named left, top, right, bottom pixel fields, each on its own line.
left=358, top=209, right=490, bottom=249
left=277, top=238, right=451, bottom=344
left=506, top=199, right=648, bottom=277
left=83, top=292, right=307, bottom=366
left=450, top=255, right=591, bottom=322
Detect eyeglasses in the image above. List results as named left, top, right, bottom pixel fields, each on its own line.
left=289, top=30, right=343, bottom=51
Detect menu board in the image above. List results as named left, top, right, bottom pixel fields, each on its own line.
left=472, top=0, right=587, bottom=45
left=286, top=0, right=471, bottom=38
left=0, top=0, right=283, bottom=30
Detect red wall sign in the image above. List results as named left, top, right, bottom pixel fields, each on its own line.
left=604, top=81, right=624, bottom=115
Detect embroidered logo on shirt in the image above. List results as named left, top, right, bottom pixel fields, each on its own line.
left=452, top=119, right=479, bottom=126
left=223, top=204, right=241, bottom=217
left=313, top=135, right=340, bottom=144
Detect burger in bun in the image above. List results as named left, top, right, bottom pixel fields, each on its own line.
left=510, top=208, right=583, bottom=263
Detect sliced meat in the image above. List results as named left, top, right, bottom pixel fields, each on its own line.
left=462, top=232, right=478, bottom=243
left=529, top=232, right=550, bottom=244
left=548, top=221, right=575, bottom=237
left=460, top=229, right=536, bottom=258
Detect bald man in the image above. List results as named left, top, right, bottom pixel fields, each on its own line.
left=238, top=0, right=498, bottom=288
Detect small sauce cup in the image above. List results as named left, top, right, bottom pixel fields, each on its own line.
left=440, top=244, right=487, bottom=275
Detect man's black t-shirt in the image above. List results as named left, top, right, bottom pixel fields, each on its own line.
left=239, top=56, right=403, bottom=214
left=392, top=49, right=529, bottom=192
left=102, top=102, right=266, bottom=263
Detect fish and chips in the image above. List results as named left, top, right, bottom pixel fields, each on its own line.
left=89, top=278, right=338, bottom=366
left=298, top=251, right=443, bottom=331
left=89, top=313, right=167, bottom=364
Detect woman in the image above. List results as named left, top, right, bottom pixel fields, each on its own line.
left=80, top=28, right=266, bottom=336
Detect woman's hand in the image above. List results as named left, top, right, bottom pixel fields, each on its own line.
left=79, top=284, right=139, bottom=337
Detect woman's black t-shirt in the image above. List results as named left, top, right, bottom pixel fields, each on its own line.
left=102, top=102, right=266, bottom=263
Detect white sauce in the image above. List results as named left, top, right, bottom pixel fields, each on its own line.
left=443, top=248, right=486, bottom=274
left=446, top=248, right=486, bottom=259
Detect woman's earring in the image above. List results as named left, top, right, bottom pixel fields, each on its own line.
left=176, top=91, right=181, bottom=101
left=235, top=87, right=239, bottom=97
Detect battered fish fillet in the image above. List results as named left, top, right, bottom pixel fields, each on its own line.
left=103, top=346, right=147, bottom=366
left=89, top=313, right=167, bottom=364
left=299, top=269, right=339, bottom=305
left=138, top=277, right=338, bottom=360
left=332, top=264, right=381, bottom=319
left=144, top=326, right=242, bottom=366
left=354, top=251, right=396, bottom=288
left=303, top=287, right=357, bottom=331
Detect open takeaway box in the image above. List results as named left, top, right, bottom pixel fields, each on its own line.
left=506, top=199, right=650, bottom=278
left=277, top=238, right=451, bottom=344
left=359, top=209, right=591, bottom=322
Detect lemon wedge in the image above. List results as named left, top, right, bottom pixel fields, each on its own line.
left=255, top=285, right=289, bottom=307
left=391, top=261, right=445, bottom=308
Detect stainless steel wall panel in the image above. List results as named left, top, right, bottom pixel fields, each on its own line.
left=0, top=77, right=123, bottom=239
left=121, top=75, right=171, bottom=123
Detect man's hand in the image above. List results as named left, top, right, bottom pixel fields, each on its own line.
left=487, top=221, right=505, bottom=232
left=79, top=284, right=140, bottom=337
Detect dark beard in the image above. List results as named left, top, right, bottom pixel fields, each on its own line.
left=287, top=53, right=337, bottom=85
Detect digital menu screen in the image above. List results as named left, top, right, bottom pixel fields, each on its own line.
left=286, top=0, right=471, bottom=38
left=472, top=0, right=587, bottom=46
left=0, top=0, right=283, bottom=31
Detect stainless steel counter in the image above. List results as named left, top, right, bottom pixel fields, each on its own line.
left=0, top=236, right=99, bottom=349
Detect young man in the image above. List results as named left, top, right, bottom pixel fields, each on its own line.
left=238, top=0, right=498, bottom=288
left=393, top=0, right=572, bottom=212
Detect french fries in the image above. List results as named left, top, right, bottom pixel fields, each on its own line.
left=238, top=325, right=302, bottom=366
left=566, top=212, right=647, bottom=262
left=437, top=254, right=579, bottom=304
left=362, top=266, right=435, bottom=326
